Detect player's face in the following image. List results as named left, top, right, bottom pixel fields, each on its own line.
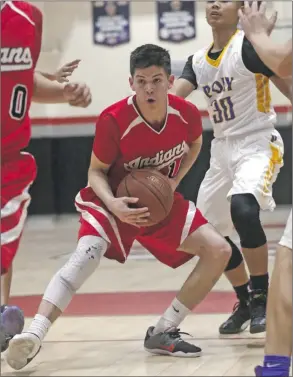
left=206, top=1, right=241, bottom=28
left=129, top=66, right=174, bottom=106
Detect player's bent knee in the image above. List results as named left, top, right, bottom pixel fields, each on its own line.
left=211, top=237, right=232, bottom=264
left=230, top=194, right=266, bottom=248
left=61, top=236, right=108, bottom=290
left=189, top=223, right=231, bottom=263
left=202, top=238, right=231, bottom=272
left=43, top=236, right=108, bottom=311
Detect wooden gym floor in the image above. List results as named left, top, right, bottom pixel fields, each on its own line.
left=1, top=207, right=291, bottom=376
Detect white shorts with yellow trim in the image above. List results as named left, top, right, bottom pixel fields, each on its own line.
left=197, top=129, right=284, bottom=237
left=279, top=210, right=292, bottom=250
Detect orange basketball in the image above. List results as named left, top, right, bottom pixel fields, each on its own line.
left=116, top=169, right=174, bottom=226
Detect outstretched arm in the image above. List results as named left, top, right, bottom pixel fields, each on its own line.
left=33, top=73, right=92, bottom=107
left=248, top=37, right=291, bottom=78
left=37, top=59, right=81, bottom=83
left=239, top=1, right=292, bottom=78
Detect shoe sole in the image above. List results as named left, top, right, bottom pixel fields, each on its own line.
left=219, top=319, right=250, bottom=335
left=144, top=347, right=201, bottom=358
left=6, top=337, right=38, bottom=370
left=250, top=324, right=266, bottom=334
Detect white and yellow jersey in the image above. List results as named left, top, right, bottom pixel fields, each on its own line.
left=192, top=30, right=276, bottom=138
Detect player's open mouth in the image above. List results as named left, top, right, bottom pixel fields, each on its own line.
left=147, top=98, right=155, bottom=103
left=210, top=11, right=221, bottom=16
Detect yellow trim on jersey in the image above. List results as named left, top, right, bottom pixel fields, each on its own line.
left=205, top=29, right=240, bottom=68
left=255, top=74, right=271, bottom=113
left=262, top=143, right=283, bottom=194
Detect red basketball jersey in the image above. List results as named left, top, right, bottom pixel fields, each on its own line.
left=93, top=94, right=202, bottom=192
left=1, top=1, right=42, bottom=158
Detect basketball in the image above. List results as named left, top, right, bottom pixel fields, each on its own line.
left=116, top=169, right=174, bottom=226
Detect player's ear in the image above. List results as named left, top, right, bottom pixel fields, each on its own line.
left=168, top=74, right=175, bottom=89
left=129, top=76, right=134, bottom=90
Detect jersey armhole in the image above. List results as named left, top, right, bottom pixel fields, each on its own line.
left=32, top=5, right=43, bottom=65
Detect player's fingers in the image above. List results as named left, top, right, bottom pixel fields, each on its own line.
left=63, top=65, right=79, bottom=73
left=69, top=86, right=90, bottom=106
left=243, top=1, right=251, bottom=14
left=61, top=71, right=73, bottom=78
left=123, top=218, right=140, bottom=227
left=259, top=1, right=267, bottom=15
left=58, top=77, right=69, bottom=83
left=63, top=68, right=76, bottom=74
left=69, top=91, right=88, bottom=105
left=127, top=208, right=150, bottom=217
left=80, top=93, right=92, bottom=107
left=251, top=1, right=258, bottom=13
left=123, top=197, right=139, bottom=203
left=238, top=8, right=244, bottom=19
left=64, top=83, right=78, bottom=92
left=70, top=97, right=90, bottom=107
left=128, top=216, right=150, bottom=223
left=136, top=212, right=151, bottom=219
left=65, top=59, right=81, bottom=67
left=269, top=10, right=278, bottom=28
left=71, top=84, right=85, bottom=97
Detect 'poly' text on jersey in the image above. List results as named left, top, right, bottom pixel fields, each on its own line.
left=192, top=30, right=276, bottom=138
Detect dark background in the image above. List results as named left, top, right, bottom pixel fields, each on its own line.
left=27, top=125, right=292, bottom=216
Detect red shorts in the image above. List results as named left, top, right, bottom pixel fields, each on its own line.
left=1, top=152, right=37, bottom=274
left=75, top=187, right=208, bottom=269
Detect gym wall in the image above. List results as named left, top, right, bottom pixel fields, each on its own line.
left=28, top=1, right=292, bottom=215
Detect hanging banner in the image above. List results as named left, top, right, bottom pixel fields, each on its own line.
left=92, top=1, right=130, bottom=47
left=157, top=0, right=196, bottom=43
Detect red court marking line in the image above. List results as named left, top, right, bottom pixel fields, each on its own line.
left=264, top=223, right=287, bottom=229
left=30, top=106, right=292, bottom=126
left=9, top=291, right=236, bottom=317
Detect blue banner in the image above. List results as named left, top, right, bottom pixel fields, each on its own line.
left=92, top=1, right=130, bottom=47
left=157, top=1, right=196, bottom=43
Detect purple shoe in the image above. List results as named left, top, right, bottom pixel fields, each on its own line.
left=255, top=366, right=262, bottom=376
left=254, top=365, right=289, bottom=377
left=0, top=305, right=24, bottom=352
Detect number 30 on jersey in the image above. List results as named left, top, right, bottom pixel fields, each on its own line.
left=9, top=85, right=28, bottom=120
left=211, top=96, right=235, bottom=124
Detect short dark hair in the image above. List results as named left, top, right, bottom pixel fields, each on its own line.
left=130, top=44, right=171, bottom=76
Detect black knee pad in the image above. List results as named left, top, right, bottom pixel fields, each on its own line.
left=224, top=237, right=244, bottom=271
left=230, top=194, right=267, bottom=249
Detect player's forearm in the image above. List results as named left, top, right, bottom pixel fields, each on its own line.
left=249, top=34, right=291, bottom=77
left=88, top=168, right=115, bottom=209
left=173, top=136, right=202, bottom=186
left=32, top=72, right=67, bottom=103
left=36, top=71, right=56, bottom=81
left=174, top=78, right=195, bottom=99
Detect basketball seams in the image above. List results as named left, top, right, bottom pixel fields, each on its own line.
left=133, top=169, right=173, bottom=213
left=130, top=171, right=168, bottom=216
left=134, top=168, right=170, bottom=185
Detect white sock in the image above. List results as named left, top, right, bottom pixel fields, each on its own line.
left=153, top=297, right=191, bottom=334
left=26, top=314, right=52, bottom=341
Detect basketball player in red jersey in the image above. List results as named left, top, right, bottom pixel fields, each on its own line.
left=1, top=56, right=82, bottom=305
left=6, top=44, right=231, bottom=370
left=1, top=0, right=92, bottom=346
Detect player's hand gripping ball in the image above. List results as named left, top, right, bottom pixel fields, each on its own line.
left=116, top=169, right=174, bottom=226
